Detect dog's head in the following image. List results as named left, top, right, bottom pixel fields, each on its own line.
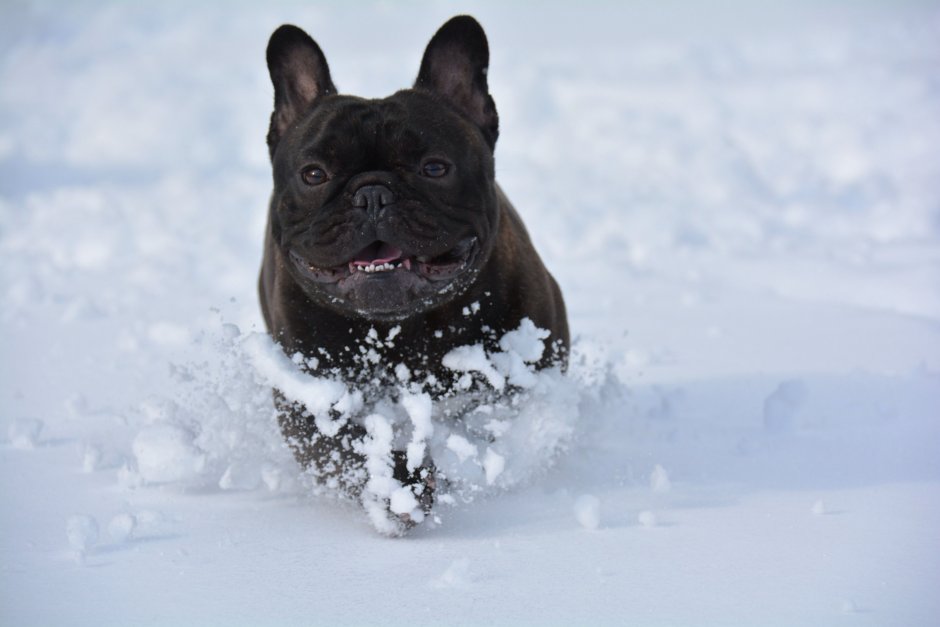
left=265, top=16, right=500, bottom=321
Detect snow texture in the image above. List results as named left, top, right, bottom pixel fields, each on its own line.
left=2, top=1, right=940, bottom=625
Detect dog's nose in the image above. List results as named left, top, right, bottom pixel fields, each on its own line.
left=352, top=184, right=396, bottom=218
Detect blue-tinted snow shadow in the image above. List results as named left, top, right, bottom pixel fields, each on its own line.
left=420, top=368, right=940, bottom=539
left=93, top=533, right=184, bottom=555
left=562, top=369, right=940, bottom=493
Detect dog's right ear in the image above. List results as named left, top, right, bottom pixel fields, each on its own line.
left=266, top=25, right=336, bottom=157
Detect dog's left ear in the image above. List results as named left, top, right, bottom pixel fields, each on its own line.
left=415, top=15, right=499, bottom=149
left=266, top=24, right=337, bottom=157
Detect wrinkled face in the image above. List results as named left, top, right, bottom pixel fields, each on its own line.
left=269, top=90, right=498, bottom=320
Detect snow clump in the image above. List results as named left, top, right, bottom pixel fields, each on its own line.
left=81, top=444, right=103, bottom=472
left=9, top=418, right=44, bottom=449
left=132, top=424, right=206, bottom=485
left=107, top=513, right=136, bottom=543
left=650, top=464, right=672, bottom=493
left=66, top=515, right=99, bottom=554
left=638, top=510, right=658, bottom=528
left=574, top=494, right=601, bottom=530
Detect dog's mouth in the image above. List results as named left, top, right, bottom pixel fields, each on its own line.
left=289, top=237, right=478, bottom=285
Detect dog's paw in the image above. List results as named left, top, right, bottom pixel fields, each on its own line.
left=361, top=453, right=437, bottom=536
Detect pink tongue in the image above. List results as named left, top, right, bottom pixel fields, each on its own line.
left=352, top=242, right=403, bottom=266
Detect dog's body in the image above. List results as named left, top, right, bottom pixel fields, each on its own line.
left=259, top=16, right=568, bottom=518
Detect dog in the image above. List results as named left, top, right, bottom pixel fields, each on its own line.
left=259, top=15, right=568, bottom=522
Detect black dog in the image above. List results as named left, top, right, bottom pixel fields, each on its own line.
left=259, top=16, right=568, bottom=521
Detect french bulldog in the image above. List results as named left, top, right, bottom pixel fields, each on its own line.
left=259, top=15, right=568, bottom=523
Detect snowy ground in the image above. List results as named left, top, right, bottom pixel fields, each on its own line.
left=2, top=1, right=940, bottom=625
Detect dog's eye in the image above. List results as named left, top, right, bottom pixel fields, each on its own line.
left=421, top=161, right=449, bottom=178
left=301, top=167, right=328, bottom=186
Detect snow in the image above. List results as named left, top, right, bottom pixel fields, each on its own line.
left=388, top=486, right=419, bottom=517
left=431, top=558, right=472, bottom=589
left=106, top=513, right=136, bottom=544
left=242, top=331, right=349, bottom=425
left=442, top=344, right=506, bottom=391
left=131, top=424, right=206, bottom=485
left=638, top=510, right=658, bottom=529
left=3, top=1, right=940, bottom=625
left=650, top=464, right=672, bottom=494
left=64, top=515, right=98, bottom=555
left=482, top=448, right=506, bottom=486
left=402, top=390, right=433, bottom=472
left=360, top=412, right=400, bottom=533
left=446, top=434, right=477, bottom=464
left=574, top=494, right=601, bottom=530
left=442, top=317, right=554, bottom=391
left=8, top=417, right=43, bottom=450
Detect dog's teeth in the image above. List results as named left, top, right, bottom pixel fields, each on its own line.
left=352, top=260, right=405, bottom=273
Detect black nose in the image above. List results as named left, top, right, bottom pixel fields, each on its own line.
left=352, top=184, right=396, bottom=218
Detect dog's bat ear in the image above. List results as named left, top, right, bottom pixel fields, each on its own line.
left=266, top=25, right=336, bottom=157
left=415, top=15, right=499, bottom=149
